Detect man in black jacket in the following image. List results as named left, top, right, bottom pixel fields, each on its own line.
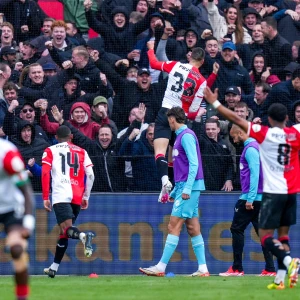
left=96, top=58, right=166, bottom=129
left=199, top=118, right=234, bottom=191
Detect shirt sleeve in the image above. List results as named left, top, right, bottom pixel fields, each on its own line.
left=247, top=122, right=268, bottom=144
left=147, top=49, right=177, bottom=72
left=42, top=147, right=53, bottom=167
left=245, top=146, right=260, bottom=203
left=181, top=133, right=199, bottom=195
left=187, top=79, right=206, bottom=120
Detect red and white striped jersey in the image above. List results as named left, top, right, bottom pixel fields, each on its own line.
left=42, top=142, right=93, bottom=205
left=0, top=139, right=26, bottom=215
left=148, top=50, right=206, bottom=120
left=248, top=122, right=300, bottom=194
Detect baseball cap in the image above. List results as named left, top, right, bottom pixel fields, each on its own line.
left=222, top=41, right=236, bottom=51
left=284, top=62, right=300, bottom=74
left=225, top=86, right=240, bottom=95
left=42, top=62, right=56, bottom=71
left=243, top=7, right=260, bottom=18
left=93, top=96, right=108, bottom=106
left=138, top=68, right=150, bottom=76
left=1, top=46, right=16, bottom=56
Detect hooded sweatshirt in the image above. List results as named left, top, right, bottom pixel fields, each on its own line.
left=40, top=102, right=100, bottom=140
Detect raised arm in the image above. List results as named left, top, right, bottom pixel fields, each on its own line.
left=204, top=87, right=249, bottom=133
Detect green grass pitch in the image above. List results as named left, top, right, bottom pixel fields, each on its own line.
left=0, top=275, right=297, bottom=300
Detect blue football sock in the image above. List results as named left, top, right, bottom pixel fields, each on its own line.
left=191, top=235, right=206, bottom=265
left=160, top=234, right=179, bottom=265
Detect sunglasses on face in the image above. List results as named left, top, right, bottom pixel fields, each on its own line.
left=22, top=108, right=34, bottom=113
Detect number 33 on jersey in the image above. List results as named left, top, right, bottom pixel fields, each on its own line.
left=160, top=61, right=206, bottom=119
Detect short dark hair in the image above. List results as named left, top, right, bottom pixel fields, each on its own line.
left=56, top=125, right=71, bottom=138
left=191, top=47, right=205, bottom=62
left=205, top=36, right=218, bottom=44
left=256, top=81, right=271, bottom=93
left=166, top=107, right=186, bottom=124
left=205, top=118, right=220, bottom=127
left=268, top=103, right=287, bottom=122
left=3, top=81, right=18, bottom=94
left=262, top=16, right=277, bottom=30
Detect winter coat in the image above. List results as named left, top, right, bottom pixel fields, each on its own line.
left=62, top=120, right=128, bottom=192
left=40, top=102, right=100, bottom=140
left=119, top=130, right=160, bottom=191
left=85, top=6, right=155, bottom=58
left=0, top=0, right=47, bottom=42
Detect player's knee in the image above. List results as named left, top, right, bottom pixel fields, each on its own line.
left=10, top=244, right=28, bottom=273
left=10, top=244, right=23, bottom=259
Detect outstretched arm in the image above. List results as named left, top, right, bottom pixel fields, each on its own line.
left=204, top=87, right=249, bottom=133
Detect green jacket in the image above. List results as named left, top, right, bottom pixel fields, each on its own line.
left=59, top=0, right=98, bottom=32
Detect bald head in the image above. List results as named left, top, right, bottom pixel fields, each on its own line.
left=230, top=124, right=248, bottom=144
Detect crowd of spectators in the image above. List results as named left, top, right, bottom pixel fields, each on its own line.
left=0, top=0, right=300, bottom=192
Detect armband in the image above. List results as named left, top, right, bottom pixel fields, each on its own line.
left=212, top=100, right=221, bottom=109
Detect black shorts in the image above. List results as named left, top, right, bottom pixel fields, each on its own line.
left=230, top=200, right=261, bottom=233
left=259, top=193, right=297, bottom=229
left=154, top=107, right=176, bottom=146
left=0, top=211, right=22, bottom=233
left=53, top=203, right=81, bottom=225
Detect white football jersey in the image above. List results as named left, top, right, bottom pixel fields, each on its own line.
left=0, top=139, right=26, bottom=216
left=248, top=122, right=300, bottom=194
left=42, top=142, right=93, bottom=205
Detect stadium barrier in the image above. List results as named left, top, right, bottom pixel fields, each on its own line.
left=1, top=193, right=299, bottom=275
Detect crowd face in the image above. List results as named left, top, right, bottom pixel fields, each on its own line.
left=136, top=0, right=148, bottom=16
left=253, top=55, right=264, bottom=73
left=29, top=65, right=44, bottom=85
left=185, top=31, right=197, bottom=48
left=42, top=21, right=53, bottom=36
left=113, top=13, right=126, bottom=28
left=150, top=17, right=161, bottom=31
left=52, top=26, right=67, bottom=48
left=225, top=93, right=241, bottom=109
left=137, top=73, right=151, bottom=91
left=71, top=107, right=86, bottom=124
left=252, top=24, right=264, bottom=43
left=295, top=105, right=300, bottom=123
left=254, top=86, right=268, bottom=105
left=20, top=105, right=35, bottom=123
left=64, top=79, right=78, bottom=95
left=260, top=21, right=271, bottom=39
left=128, top=107, right=139, bottom=124
left=21, top=44, right=35, bottom=60
left=1, top=26, right=13, bottom=45
left=21, top=125, right=32, bottom=144
left=4, top=88, right=17, bottom=105
left=44, top=69, right=57, bottom=77
left=205, top=123, right=220, bottom=142
left=66, top=23, right=77, bottom=37
left=98, top=127, right=112, bottom=149
left=248, top=1, right=264, bottom=12
left=244, top=14, right=257, bottom=30
left=226, top=7, right=238, bottom=25
left=71, top=51, right=84, bottom=68
left=3, top=53, right=16, bottom=66
left=93, top=103, right=108, bottom=118
left=126, top=68, right=138, bottom=81
left=146, top=126, right=154, bottom=147
left=234, top=106, right=248, bottom=119
left=205, top=39, right=219, bottom=58
left=221, top=49, right=235, bottom=62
